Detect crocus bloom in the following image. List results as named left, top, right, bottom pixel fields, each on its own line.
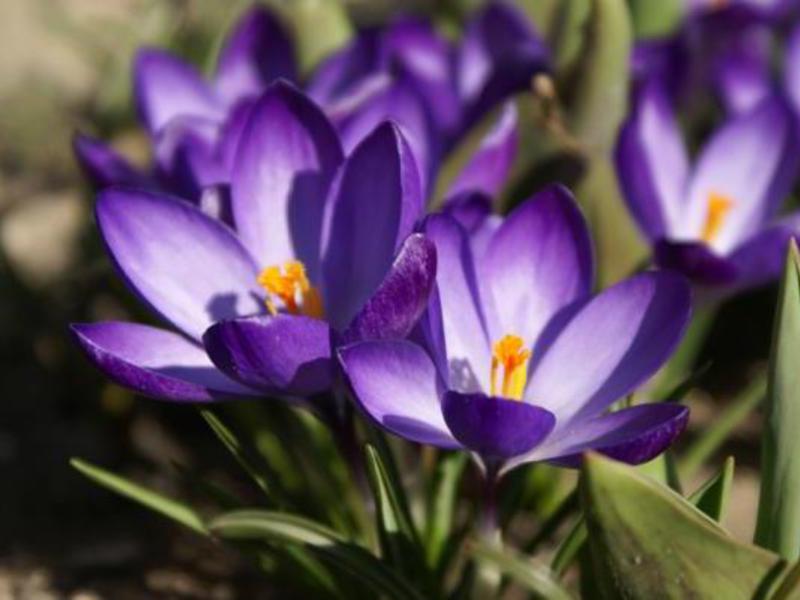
left=339, top=185, right=691, bottom=473
left=74, top=3, right=547, bottom=203
left=616, top=81, right=800, bottom=293
left=72, top=83, right=435, bottom=403
left=75, top=5, right=295, bottom=201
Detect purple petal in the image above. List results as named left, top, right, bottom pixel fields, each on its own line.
left=203, top=314, right=333, bottom=396
left=154, top=116, right=224, bottom=200
left=321, top=122, right=423, bottom=331
left=214, top=6, right=296, bottom=105
left=422, top=214, right=492, bottom=393
left=442, top=391, right=555, bottom=460
left=456, top=2, right=549, bottom=132
left=728, top=213, right=800, bottom=289
left=655, top=240, right=739, bottom=285
left=198, top=185, right=234, bottom=227
left=684, top=98, right=799, bottom=251
left=481, top=185, right=593, bottom=347
left=231, top=81, right=344, bottom=274
left=335, top=75, right=435, bottom=192
left=96, top=188, right=262, bottom=341
left=307, top=32, right=381, bottom=106
left=338, top=340, right=459, bottom=448
left=534, top=403, right=689, bottom=468
left=71, top=322, right=255, bottom=402
left=786, top=25, right=800, bottom=115
left=133, top=49, right=224, bottom=134
left=382, top=17, right=460, bottom=133
left=343, top=233, right=436, bottom=343
left=441, top=192, right=493, bottom=233
left=72, top=133, right=152, bottom=189
left=615, top=80, right=690, bottom=240
left=713, top=25, right=772, bottom=115
left=526, top=272, right=691, bottom=426
left=447, top=103, right=518, bottom=200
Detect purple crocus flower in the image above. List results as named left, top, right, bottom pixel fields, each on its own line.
left=74, top=3, right=547, bottom=203
left=74, top=6, right=295, bottom=201
left=71, top=83, right=435, bottom=404
left=338, top=185, right=691, bottom=473
left=616, top=81, right=800, bottom=293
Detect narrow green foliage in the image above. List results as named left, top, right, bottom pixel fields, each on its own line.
left=210, top=510, right=425, bottom=600
left=757, top=242, right=800, bottom=560
left=471, top=542, right=574, bottom=600
left=71, top=458, right=207, bottom=535
left=627, top=0, right=684, bottom=39
left=688, top=457, right=735, bottom=523
left=425, top=452, right=468, bottom=569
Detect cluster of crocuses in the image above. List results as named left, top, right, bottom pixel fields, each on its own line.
left=72, top=1, right=800, bottom=487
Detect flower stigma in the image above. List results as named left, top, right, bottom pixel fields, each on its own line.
left=490, top=334, right=531, bottom=401
left=701, top=192, right=734, bottom=243
left=257, top=260, right=323, bottom=318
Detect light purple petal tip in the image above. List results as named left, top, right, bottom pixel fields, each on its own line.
left=73, top=134, right=151, bottom=190
left=72, top=322, right=255, bottom=402
left=231, top=81, right=344, bottom=273
left=133, top=48, right=223, bottom=134
left=338, top=340, right=459, bottom=448
left=96, top=188, right=263, bottom=341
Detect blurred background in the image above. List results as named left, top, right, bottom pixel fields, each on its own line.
left=0, top=0, right=778, bottom=597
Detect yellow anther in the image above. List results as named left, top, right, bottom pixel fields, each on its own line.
left=490, top=334, right=531, bottom=401
left=257, top=260, right=324, bottom=318
left=701, top=192, right=734, bottom=243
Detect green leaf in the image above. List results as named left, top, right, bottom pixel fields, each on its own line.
left=471, top=542, right=573, bottom=600
left=582, top=453, right=786, bottom=599
left=71, top=458, right=207, bottom=535
left=210, top=509, right=425, bottom=600
left=199, top=409, right=281, bottom=504
left=688, top=457, right=735, bottom=523
left=757, top=241, right=800, bottom=560
left=627, top=0, right=684, bottom=39
left=680, top=370, right=766, bottom=479
left=424, top=452, right=467, bottom=568
left=551, top=516, right=587, bottom=577
left=364, top=444, right=427, bottom=583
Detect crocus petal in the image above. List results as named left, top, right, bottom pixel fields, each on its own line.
left=71, top=322, right=255, bottom=402
left=713, top=26, right=772, bottom=115
left=307, top=32, right=381, bottom=106
left=214, top=6, right=296, bottom=104
left=442, top=391, right=555, bottom=460
left=446, top=103, right=518, bottom=200
left=524, top=403, right=688, bottom=468
left=343, top=233, right=436, bottom=343
left=336, top=75, right=435, bottom=191
left=154, top=116, right=224, bottom=200
left=615, top=80, right=690, bottom=240
left=728, top=213, right=800, bottom=290
left=786, top=25, right=800, bottom=115
left=441, top=192, right=493, bottom=233
left=203, top=314, right=333, bottom=396
left=422, top=214, right=492, bottom=393
left=481, top=185, right=593, bottom=347
left=684, top=98, right=798, bottom=251
left=198, top=185, right=234, bottom=227
left=133, top=49, right=224, bottom=134
left=456, top=2, right=549, bottom=132
left=72, top=133, right=152, bottom=189
left=96, top=188, right=263, bottom=341
left=654, top=240, right=739, bottom=285
left=231, top=81, right=344, bottom=274
left=382, top=17, right=459, bottom=133
left=338, top=340, right=459, bottom=448
left=526, top=272, right=691, bottom=426
left=321, top=122, right=423, bottom=331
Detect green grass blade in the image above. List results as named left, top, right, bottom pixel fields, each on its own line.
left=71, top=458, right=207, bottom=535
left=472, top=542, right=573, bottom=600
left=688, top=456, right=735, bottom=523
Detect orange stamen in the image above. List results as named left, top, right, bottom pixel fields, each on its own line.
left=701, top=192, right=734, bottom=243
left=257, top=261, right=324, bottom=318
left=490, top=334, right=531, bottom=401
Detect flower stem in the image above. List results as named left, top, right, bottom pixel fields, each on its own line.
left=475, top=462, right=502, bottom=598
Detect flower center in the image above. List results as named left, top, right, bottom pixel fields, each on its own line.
left=490, top=334, right=531, bottom=401
left=257, top=260, right=323, bottom=318
left=701, top=192, right=734, bottom=243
